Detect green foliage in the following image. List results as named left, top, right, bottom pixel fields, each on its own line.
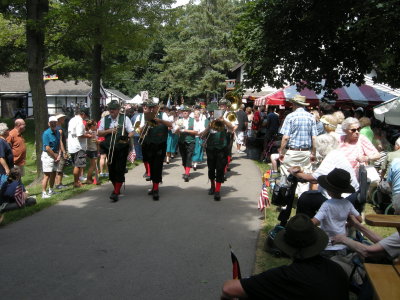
left=235, top=0, right=400, bottom=98
left=159, top=0, right=243, bottom=102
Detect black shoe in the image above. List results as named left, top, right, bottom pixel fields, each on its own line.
left=145, top=175, right=151, bottom=181
left=152, top=190, right=159, bottom=201
left=110, top=192, right=119, bottom=202
left=193, top=166, right=197, bottom=171
left=223, top=175, right=227, bottom=182
left=214, top=192, right=221, bottom=201
left=183, top=174, right=189, bottom=182
left=227, top=167, right=231, bottom=172
left=208, top=187, right=215, bottom=195
left=148, top=189, right=153, bottom=195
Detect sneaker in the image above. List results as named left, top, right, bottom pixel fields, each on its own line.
left=79, top=176, right=87, bottom=182
left=42, top=192, right=51, bottom=199
left=56, top=184, right=67, bottom=189
left=47, top=189, right=58, bottom=196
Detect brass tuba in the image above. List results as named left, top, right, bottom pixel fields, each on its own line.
left=224, top=91, right=242, bottom=110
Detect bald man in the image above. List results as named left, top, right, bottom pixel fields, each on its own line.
left=6, top=118, right=27, bottom=176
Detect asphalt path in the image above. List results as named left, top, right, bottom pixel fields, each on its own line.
left=0, top=152, right=262, bottom=299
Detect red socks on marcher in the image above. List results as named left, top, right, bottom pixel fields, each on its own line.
left=153, top=182, right=159, bottom=191
left=185, top=167, right=191, bottom=175
left=225, top=156, right=231, bottom=173
left=144, top=162, right=151, bottom=176
left=114, top=182, right=123, bottom=195
left=215, top=182, right=222, bottom=192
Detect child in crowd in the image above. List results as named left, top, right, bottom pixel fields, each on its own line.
left=312, top=168, right=362, bottom=253
left=85, top=120, right=99, bottom=184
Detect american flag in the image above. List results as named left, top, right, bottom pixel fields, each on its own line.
left=258, top=183, right=270, bottom=211
left=14, top=185, right=25, bottom=207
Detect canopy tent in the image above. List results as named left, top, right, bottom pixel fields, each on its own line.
left=126, top=94, right=142, bottom=104
left=374, top=97, right=400, bottom=126
left=254, top=82, right=399, bottom=108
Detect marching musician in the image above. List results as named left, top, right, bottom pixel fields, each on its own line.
left=98, top=100, right=134, bottom=202
left=218, top=99, right=237, bottom=178
left=165, top=107, right=178, bottom=164
left=202, top=108, right=234, bottom=201
left=175, top=106, right=198, bottom=182
left=139, top=100, right=172, bottom=200
left=192, top=110, right=208, bottom=170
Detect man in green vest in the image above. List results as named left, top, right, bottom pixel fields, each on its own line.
left=140, top=100, right=172, bottom=200
left=202, top=111, right=234, bottom=200
left=98, top=101, right=134, bottom=202
left=176, top=106, right=198, bottom=182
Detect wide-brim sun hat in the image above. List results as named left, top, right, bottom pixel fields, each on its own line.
left=320, top=116, right=337, bottom=128
left=317, top=168, right=355, bottom=194
left=274, top=214, right=329, bottom=259
left=289, top=94, right=309, bottom=106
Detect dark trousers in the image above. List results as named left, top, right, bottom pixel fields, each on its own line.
left=106, top=142, right=129, bottom=183
left=178, top=141, right=195, bottom=168
left=206, top=147, right=227, bottom=183
left=0, top=197, right=36, bottom=212
left=146, top=142, right=167, bottom=183
left=133, top=136, right=143, bottom=160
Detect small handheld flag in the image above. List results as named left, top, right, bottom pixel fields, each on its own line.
left=14, top=185, right=25, bottom=207
left=229, top=245, right=241, bottom=280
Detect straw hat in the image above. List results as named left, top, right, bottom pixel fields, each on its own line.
left=289, top=95, right=309, bottom=106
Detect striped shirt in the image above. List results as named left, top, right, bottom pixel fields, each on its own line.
left=279, top=108, right=317, bottom=149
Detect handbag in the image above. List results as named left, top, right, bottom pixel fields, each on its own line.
left=271, top=175, right=292, bottom=206
left=128, top=150, right=136, bottom=163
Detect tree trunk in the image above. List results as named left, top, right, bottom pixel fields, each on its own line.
left=26, top=0, right=49, bottom=176
left=91, top=43, right=102, bottom=121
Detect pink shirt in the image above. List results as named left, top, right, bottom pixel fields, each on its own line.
left=339, top=134, right=378, bottom=172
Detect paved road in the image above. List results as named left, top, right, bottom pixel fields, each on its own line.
left=0, top=153, right=262, bottom=299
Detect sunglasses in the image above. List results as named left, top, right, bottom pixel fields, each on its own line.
left=350, top=127, right=361, bottom=133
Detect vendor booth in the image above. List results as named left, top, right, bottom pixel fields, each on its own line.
left=374, top=97, right=400, bottom=126
left=255, top=81, right=399, bottom=108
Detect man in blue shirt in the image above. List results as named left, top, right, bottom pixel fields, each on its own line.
left=388, top=158, right=400, bottom=212
left=41, top=116, right=61, bottom=199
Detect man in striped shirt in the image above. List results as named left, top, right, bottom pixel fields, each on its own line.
left=278, top=95, right=317, bottom=194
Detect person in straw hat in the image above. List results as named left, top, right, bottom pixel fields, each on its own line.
left=278, top=94, right=318, bottom=196
left=220, top=214, right=349, bottom=299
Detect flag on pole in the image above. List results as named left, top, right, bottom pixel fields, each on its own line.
left=230, top=245, right=242, bottom=280
left=14, top=185, right=25, bottom=207
left=258, top=183, right=270, bottom=211
left=166, top=95, right=172, bottom=108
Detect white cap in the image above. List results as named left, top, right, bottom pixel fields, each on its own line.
left=49, top=116, right=58, bottom=122
left=55, top=114, right=66, bottom=119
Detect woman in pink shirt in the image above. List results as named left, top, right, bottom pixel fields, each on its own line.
left=339, top=117, right=380, bottom=175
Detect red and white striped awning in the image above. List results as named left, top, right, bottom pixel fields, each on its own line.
left=254, top=81, right=400, bottom=108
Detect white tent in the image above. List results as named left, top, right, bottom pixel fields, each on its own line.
left=374, top=97, right=400, bottom=126
left=127, top=94, right=142, bottom=104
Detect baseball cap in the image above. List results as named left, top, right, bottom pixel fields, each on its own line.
left=55, top=114, right=66, bottom=119
left=49, top=116, right=58, bottom=122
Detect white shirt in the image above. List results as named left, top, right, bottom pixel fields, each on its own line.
left=98, top=115, right=133, bottom=133
left=312, top=149, right=359, bottom=199
left=314, top=198, right=360, bottom=250
left=67, top=115, right=86, bottom=153
left=193, top=119, right=205, bottom=137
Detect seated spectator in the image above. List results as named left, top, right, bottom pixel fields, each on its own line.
left=311, top=168, right=362, bottom=254
left=0, top=167, right=36, bottom=223
left=380, top=137, right=400, bottom=178
left=320, top=114, right=339, bottom=140
left=289, top=134, right=359, bottom=216
left=0, top=123, right=13, bottom=186
left=387, top=158, right=400, bottom=212
left=359, top=117, right=373, bottom=142
left=220, top=214, right=349, bottom=300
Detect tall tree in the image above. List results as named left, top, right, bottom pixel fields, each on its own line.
left=235, top=0, right=400, bottom=97
left=160, top=0, right=242, bottom=102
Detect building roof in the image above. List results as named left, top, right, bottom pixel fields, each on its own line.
left=105, top=88, right=131, bottom=101
left=0, top=72, right=92, bottom=96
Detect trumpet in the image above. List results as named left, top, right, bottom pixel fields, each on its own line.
left=108, top=107, right=127, bottom=165
left=139, top=105, right=160, bottom=145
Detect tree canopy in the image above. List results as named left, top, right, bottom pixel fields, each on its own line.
left=235, top=0, right=400, bottom=97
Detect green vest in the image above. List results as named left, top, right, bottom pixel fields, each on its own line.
left=143, top=112, right=168, bottom=144
left=206, top=130, right=227, bottom=150
left=178, top=117, right=195, bottom=143
left=103, top=115, right=126, bottom=149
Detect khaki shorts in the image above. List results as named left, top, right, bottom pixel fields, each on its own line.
left=56, top=156, right=66, bottom=173
left=41, top=152, right=58, bottom=173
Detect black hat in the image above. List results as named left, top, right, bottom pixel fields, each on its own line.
left=274, top=214, right=329, bottom=259
left=317, top=168, right=355, bottom=194
left=80, top=107, right=90, bottom=116
left=107, top=100, right=120, bottom=110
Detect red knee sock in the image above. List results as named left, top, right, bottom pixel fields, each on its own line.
left=185, top=167, right=191, bottom=175
left=144, top=162, right=151, bottom=176
left=114, top=182, right=123, bottom=195
left=215, top=182, right=222, bottom=193
left=153, top=182, right=159, bottom=191
left=225, top=156, right=231, bottom=173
